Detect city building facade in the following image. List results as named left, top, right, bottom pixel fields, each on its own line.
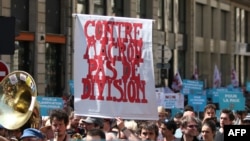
left=0, top=0, right=249, bottom=97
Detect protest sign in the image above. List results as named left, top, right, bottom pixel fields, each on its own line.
left=73, top=14, right=157, bottom=120
left=37, top=96, right=63, bottom=116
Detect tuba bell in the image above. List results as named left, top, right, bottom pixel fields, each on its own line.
left=0, top=71, right=37, bottom=130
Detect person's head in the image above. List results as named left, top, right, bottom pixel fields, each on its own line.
left=160, top=120, right=177, bottom=138
left=203, top=117, right=217, bottom=126
left=138, top=121, right=158, bottom=141
left=183, top=111, right=195, bottom=117
left=180, top=115, right=200, bottom=138
left=173, top=112, right=183, bottom=128
left=242, top=113, right=250, bottom=125
left=158, top=106, right=168, bottom=122
left=201, top=120, right=217, bottom=141
left=49, top=108, right=69, bottom=137
left=184, top=105, right=194, bottom=112
left=203, top=104, right=216, bottom=121
left=219, top=109, right=235, bottom=128
left=20, top=128, right=45, bottom=141
left=82, top=117, right=103, bottom=132
left=102, top=118, right=112, bottom=132
left=40, top=118, right=53, bottom=138
left=68, top=111, right=81, bottom=129
left=85, top=128, right=105, bottom=141
left=235, top=110, right=248, bottom=123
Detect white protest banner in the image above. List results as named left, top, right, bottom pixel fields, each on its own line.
left=73, top=14, right=157, bottom=120
left=163, top=93, right=184, bottom=109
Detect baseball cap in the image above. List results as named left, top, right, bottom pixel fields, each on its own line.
left=20, top=128, right=44, bottom=139
left=82, top=117, right=103, bottom=127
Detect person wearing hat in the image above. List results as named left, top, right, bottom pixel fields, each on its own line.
left=157, top=106, right=170, bottom=125
left=156, top=106, right=169, bottom=141
left=82, top=117, right=103, bottom=135
left=81, top=117, right=104, bottom=140
left=40, top=119, right=54, bottom=141
left=20, top=128, right=45, bottom=141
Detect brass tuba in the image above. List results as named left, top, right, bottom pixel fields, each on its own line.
left=0, top=71, right=37, bottom=130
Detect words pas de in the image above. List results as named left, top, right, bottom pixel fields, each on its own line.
left=73, top=14, right=157, bottom=120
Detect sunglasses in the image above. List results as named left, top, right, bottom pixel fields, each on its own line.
left=187, top=125, right=198, bottom=129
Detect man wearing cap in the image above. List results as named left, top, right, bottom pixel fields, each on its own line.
left=81, top=117, right=103, bottom=139
left=20, top=128, right=45, bottom=141
left=82, top=117, right=103, bottom=133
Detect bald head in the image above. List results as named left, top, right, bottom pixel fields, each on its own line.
left=183, top=111, right=195, bottom=117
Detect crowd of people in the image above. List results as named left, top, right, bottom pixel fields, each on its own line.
left=0, top=101, right=250, bottom=141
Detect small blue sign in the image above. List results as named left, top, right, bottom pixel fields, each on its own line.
left=212, top=88, right=229, bottom=103
left=227, top=84, right=242, bottom=92
left=181, top=79, right=204, bottom=95
left=219, top=92, right=245, bottom=110
left=37, top=96, right=63, bottom=116
left=188, top=95, right=207, bottom=112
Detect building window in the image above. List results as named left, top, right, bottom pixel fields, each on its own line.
left=12, top=41, right=34, bottom=75
left=112, top=0, right=124, bottom=16
left=46, top=0, right=61, bottom=33
left=136, top=0, right=146, bottom=18
left=168, top=0, right=173, bottom=32
left=157, top=0, right=164, bottom=30
left=196, top=3, right=204, bottom=37
left=178, top=0, right=185, bottom=34
left=178, top=50, right=185, bottom=79
left=94, top=0, right=106, bottom=15
left=17, top=42, right=34, bottom=74
left=11, top=0, right=29, bottom=31
left=11, top=0, right=32, bottom=74
left=220, top=54, right=230, bottom=85
left=245, top=11, right=249, bottom=43
left=221, top=10, right=227, bottom=40
left=235, top=8, right=239, bottom=41
left=211, top=7, right=216, bottom=39
left=45, top=43, right=64, bottom=97
left=77, top=0, right=89, bottom=14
